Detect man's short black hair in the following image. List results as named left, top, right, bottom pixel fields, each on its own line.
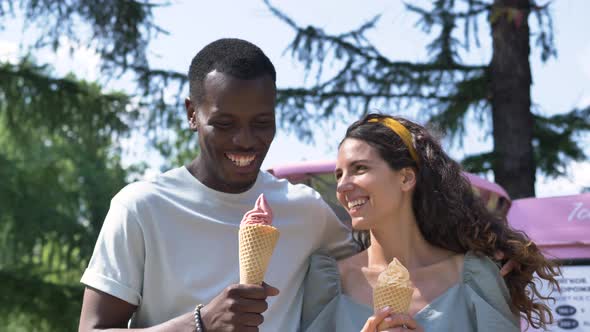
left=188, top=38, right=276, bottom=103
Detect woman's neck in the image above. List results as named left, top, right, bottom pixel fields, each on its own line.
left=366, top=204, right=452, bottom=271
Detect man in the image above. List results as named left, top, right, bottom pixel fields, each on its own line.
left=78, top=38, right=356, bottom=331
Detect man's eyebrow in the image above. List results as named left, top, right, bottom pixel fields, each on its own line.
left=255, top=112, right=275, bottom=118
left=208, top=112, right=234, bottom=119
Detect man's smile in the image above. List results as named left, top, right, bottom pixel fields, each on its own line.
left=225, top=152, right=256, bottom=167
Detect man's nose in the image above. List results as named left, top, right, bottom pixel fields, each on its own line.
left=233, top=126, right=255, bottom=148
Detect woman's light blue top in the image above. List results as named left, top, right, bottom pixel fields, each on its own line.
left=300, top=251, right=520, bottom=331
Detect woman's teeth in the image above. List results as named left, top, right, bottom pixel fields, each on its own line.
left=348, top=199, right=367, bottom=209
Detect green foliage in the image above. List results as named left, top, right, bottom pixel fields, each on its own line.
left=0, top=0, right=197, bottom=162
left=461, top=151, right=495, bottom=174
left=0, top=270, right=84, bottom=331
left=532, top=107, right=590, bottom=177
left=0, top=0, right=167, bottom=74
left=0, top=60, right=133, bottom=330
left=460, top=106, right=590, bottom=177
left=265, top=0, right=488, bottom=141
left=0, top=1, right=193, bottom=330
left=427, top=71, right=490, bottom=143
left=264, top=0, right=589, bottom=184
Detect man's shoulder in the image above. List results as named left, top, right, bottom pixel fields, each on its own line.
left=258, top=171, right=325, bottom=204
left=113, top=167, right=188, bottom=210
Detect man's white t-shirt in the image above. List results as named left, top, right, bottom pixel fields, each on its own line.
left=81, top=166, right=355, bottom=331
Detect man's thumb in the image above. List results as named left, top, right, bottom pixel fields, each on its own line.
left=262, top=282, right=280, bottom=296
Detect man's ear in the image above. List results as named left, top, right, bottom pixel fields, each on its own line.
left=185, top=97, right=198, bottom=131
left=400, top=167, right=417, bottom=192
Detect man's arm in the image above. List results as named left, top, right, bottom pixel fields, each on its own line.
left=79, top=287, right=195, bottom=332
left=79, top=284, right=279, bottom=332
left=318, top=200, right=359, bottom=260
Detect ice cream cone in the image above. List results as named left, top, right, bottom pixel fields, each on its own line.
left=238, top=224, right=279, bottom=284
left=372, top=258, right=415, bottom=331
left=373, top=283, right=414, bottom=313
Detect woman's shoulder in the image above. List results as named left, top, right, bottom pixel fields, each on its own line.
left=461, top=251, right=520, bottom=327
left=303, top=250, right=368, bottom=294
left=301, top=251, right=372, bottom=332
left=338, top=250, right=368, bottom=275
left=337, top=251, right=369, bottom=292
left=462, top=251, right=504, bottom=287
left=462, top=251, right=508, bottom=297
left=305, top=252, right=343, bottom=297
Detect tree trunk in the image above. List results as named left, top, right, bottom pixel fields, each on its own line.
left=490, top=0, right=536, bottom=199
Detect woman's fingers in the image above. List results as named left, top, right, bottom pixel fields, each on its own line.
left=499, top=259, right=519, bottom=277
left=493, top=250, right=521, bottom=277
left=377, top=313, right=419, bottom=331
left=362, top=309, right=424, bottom=332
left=494, top=250, right=505, bottom=261
left=360, top=306, right=393, bottom=332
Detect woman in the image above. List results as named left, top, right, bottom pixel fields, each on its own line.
left=300, top=114, right=559, bottom=331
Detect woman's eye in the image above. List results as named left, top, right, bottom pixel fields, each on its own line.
left=355, top=165, right=367, bottom=173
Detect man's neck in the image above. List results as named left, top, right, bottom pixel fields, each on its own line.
left=186, top=158, right=256, bottom=194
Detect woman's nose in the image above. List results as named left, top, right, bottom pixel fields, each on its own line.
left=336, top=178, right=354, bottom=193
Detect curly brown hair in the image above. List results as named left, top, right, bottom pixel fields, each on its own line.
left=344, top=113, right=560, bottom=329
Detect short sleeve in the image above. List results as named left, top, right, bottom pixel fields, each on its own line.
left=300, top=253, right=371, bottom=332
left=463, top=252, right=520, bottom=331
left=317, top=201, right=358, bottom=260
left=80, top=199, right=146, bottom=305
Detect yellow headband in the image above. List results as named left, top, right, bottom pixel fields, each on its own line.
left=368, top=118, right=420, bottom=165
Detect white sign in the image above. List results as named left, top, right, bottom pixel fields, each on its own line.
left=527, top=265, right=590, bottom=331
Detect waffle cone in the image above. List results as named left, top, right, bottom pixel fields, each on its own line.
left=373, top=284, right=414, bottom=313
left=373, top=285, right=414, bottom=331
left=238, top=224, right=280, bottom=285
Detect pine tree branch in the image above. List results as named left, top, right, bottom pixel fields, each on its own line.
left=278, top=88, right=471, bottom=102
left=532, top=107, right=590, bottom=177
left=1, top=0, right=168, bottom=74
left=462, top=151, right=495, bottom=173
left=265, top=0, right=485, bottom=73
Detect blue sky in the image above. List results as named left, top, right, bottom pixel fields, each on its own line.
left=1, top=0, right=588, bottom=197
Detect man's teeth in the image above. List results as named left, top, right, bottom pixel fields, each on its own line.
left=348, top=199, right=367, bottom=209
left=226, top=154, right=255, bottom=167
